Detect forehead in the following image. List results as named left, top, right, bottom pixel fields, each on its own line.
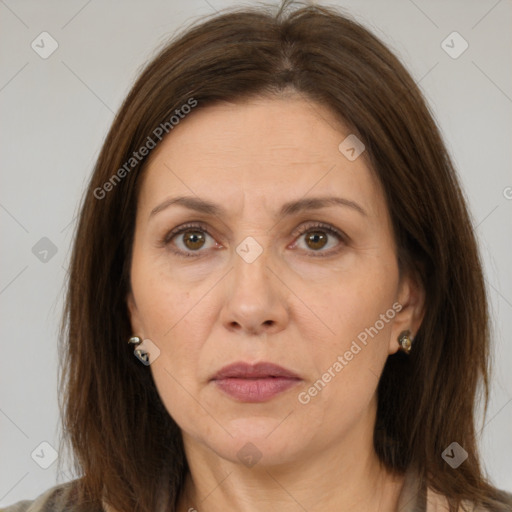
left=138, top=95, right=385, bottom=219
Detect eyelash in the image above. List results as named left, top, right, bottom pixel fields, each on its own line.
left=159, top=221, right=347, bottom=258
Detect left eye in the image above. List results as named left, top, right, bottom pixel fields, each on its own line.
left=291, top=223, right=345, bottom=255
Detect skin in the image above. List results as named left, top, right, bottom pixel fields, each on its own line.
left=126, top=94, right=425, bottom=512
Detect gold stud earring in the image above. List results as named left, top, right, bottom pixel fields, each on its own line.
left=398, top=330, right=413, bottom=354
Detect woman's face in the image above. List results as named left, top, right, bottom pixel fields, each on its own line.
left=127, top=95, right=423, bottom=467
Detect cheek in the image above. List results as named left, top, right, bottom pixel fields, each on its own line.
left=144, top=310, right=209, bottom=430
left=130, top=255, right=208, bottom=393
left=307, top=254, right=399, bottom=350
left=130, top=248, right=198, bottom=339
left=296, top=312, right=395, bottom=439
left=296, top=261, right=399, bottom=413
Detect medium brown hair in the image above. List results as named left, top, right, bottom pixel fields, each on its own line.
left=58, top=1, right=510, bottom=510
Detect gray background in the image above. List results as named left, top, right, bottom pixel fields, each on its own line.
left=1, top=0, right=511, bottom=506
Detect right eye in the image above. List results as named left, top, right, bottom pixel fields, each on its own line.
left=161, top=222, right=220, bottom=257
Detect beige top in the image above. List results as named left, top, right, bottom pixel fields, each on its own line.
left=1, top=468, right=509, bottom=512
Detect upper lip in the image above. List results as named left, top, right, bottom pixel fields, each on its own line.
left=211, top=362, right=301, bottom=380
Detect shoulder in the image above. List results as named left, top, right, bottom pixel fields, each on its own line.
left=0, top=479, right=103, bottom=512
left=401, top=465, right=512, bottom=512
left=426, top=485, right=512, bottom=511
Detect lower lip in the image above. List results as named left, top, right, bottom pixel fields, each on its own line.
left=213, top=377, right=300, bottom=402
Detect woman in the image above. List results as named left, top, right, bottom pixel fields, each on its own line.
left=3, top=1, right=511, bottom=511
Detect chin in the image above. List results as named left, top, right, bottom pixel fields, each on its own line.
left=199, top=417, right=313, bottom=468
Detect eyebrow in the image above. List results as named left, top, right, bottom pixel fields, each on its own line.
left=149, top=195, right=367, bottom=220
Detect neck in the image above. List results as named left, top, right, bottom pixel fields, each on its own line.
left=176, top=427, right=405, bottom=512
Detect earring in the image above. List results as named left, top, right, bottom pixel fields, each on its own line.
left=128, top=335, right=150, bottom=365
left=398, top=330, right=413, bottom=354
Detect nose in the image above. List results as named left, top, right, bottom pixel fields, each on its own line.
left=219, top=244, right=289, bottom=336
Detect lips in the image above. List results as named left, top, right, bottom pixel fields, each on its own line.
left=211, top=361, right=300, bottom=380
left=211, top=362, right=301, bottom=402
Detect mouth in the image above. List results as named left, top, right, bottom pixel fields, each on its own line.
left=210, top=362, right=302, bottom=403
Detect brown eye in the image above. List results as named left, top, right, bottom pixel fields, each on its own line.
left=304, top=231, right=328, bottom=250
left=182, top=230, right=206, bottom=250
left=292, top=222, right=346, bottom=256
left=162, top=223, right=218, bottom=257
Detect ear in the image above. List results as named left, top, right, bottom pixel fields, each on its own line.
left=388, top=270, right=425, bottom=355
left=126, top=289, right=145, bottom=338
